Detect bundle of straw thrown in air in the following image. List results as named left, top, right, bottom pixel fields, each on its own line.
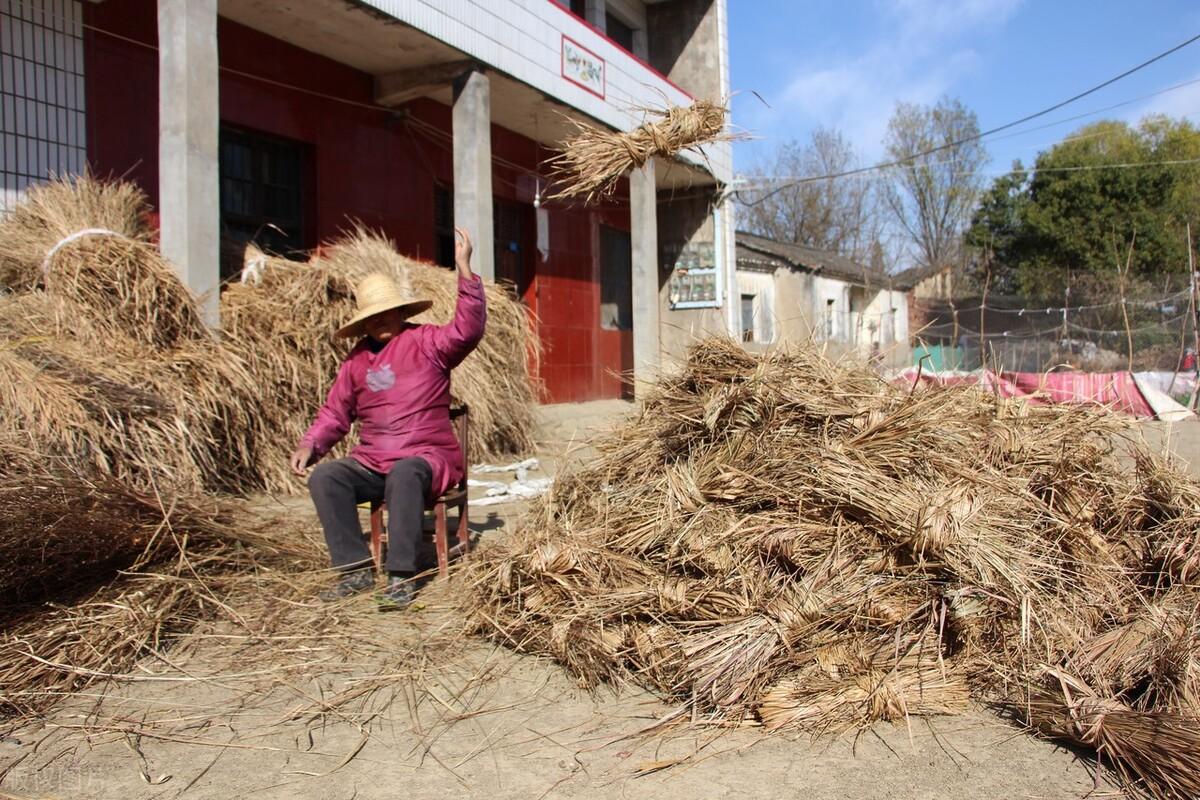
left=221, top=228, right=539, bottom=492
left=465, top=338, right=1200, bottom=798
left=547, top=99, right=734, bottom=202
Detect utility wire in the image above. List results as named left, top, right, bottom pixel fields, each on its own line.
left=737, top=32, right=1200, bottom=204
left=739, top=153, right=1200, bottom=190
left=740, top=106, right=1200, bottom=187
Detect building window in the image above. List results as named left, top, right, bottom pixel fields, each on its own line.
left=599, top=225, right=632, bottom=331
left=569, top=0, right=586, bottom=19
left=434, top=183, right=454, bottom=268
left=605, top=12, right=636, bottom=51
left=0, top=0, right=87, bottom=213
left=494, top=196, right=532, bottom=299
left=741, top=294, right=755, bottom=342
left=219, top=127, right=307, bottom=278
left=825, top=299, right=835, bottom=340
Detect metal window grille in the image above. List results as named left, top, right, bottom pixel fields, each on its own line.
left=218, top=126, right=307, bottom=279
left=0, top=0, right=86, bottom=213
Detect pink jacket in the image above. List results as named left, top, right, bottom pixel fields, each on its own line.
left=300, top=275, right=487, bottom=499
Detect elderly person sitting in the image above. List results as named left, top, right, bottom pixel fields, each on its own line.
left=290, top=229, right=486, bottom=608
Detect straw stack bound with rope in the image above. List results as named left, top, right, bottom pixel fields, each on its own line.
left=0, top=178, right=264, bottom=494
left=465, top=338, right=1200, bottom=799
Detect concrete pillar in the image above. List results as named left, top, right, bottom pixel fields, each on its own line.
left=157, top=0, right=220, bottom=325
left=584, top=0, right=606, bottom=30
left=453, top=69, right=494, bottom=281
left=630, top=161, right=659, bottom=396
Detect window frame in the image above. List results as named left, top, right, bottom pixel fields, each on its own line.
left=218, top=125, right=310, bottom=270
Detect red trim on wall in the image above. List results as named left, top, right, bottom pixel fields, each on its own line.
left=544, top=0, right=695, bottom=101
left=560, top=34, right=606, bottom=100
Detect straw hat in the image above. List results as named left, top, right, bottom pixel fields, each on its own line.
left=336, top=272, right=433, bottom=338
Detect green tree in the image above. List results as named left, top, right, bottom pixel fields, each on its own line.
left=964, top=160, right=1030, bottom=294
left=969, top=116, right=1200, bottom=301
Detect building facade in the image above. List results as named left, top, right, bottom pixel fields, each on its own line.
left=0, top=0, right=736, bottom=402
left=735, top=231, right=912, bottom=367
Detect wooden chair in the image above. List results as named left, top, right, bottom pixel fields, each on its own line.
left=368, top=405, right=470, bottom=579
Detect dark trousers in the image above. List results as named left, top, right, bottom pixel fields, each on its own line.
left=308, top=457, right=432, bottom=573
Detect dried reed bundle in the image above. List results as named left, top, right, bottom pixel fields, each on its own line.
left=465, top=337, right=1200, bottom=796
left=1025, top=670, right=1200, bottom=800
left=0, top=450, right=216, bottom=606
left=0, top=293, right=266, bottom=494
left=220, top=230, right=538, bottom=491
left=758, top=648, right=970, bottom=734
left=0, top=175, right=207, bottom=349
left=0, top=173, right=150, bottom=288
left=0, top=177, right=271, bottom=495
left=547, top=99, right=734, bottom=201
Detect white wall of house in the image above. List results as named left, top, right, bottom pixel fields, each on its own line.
left=361, top=0, right=732, bottom=183
left=813, top=275, right=852, bottom=342
left=855, top=288, right=910, bottom=365
left=736, top=268, right=775, bottom=344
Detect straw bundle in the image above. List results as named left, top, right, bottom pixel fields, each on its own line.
left=466, top=338, right=1200, bottom=797
left=0, top=291, right=265, bottom=494
left=221, top=229, right=538, bottom=491
left=0, top=177, right=272, bottom=494
left=0, top=175, right=207, bottom=349
left=0, top=446, right=216, bottom=607
left=547, top=99, right=734, bottom=202
left=1026, top=669, right=1200, bottom=800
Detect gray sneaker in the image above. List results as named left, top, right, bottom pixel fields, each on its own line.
left=317, top=568, right=375, bottom=602
left=374, top=576, right=416, bottom=611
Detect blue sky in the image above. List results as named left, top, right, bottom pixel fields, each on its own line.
left=729, top=0, right=1200, bottom=177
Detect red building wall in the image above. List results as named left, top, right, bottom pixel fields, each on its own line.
left=82, top=0, right=632, bottom=403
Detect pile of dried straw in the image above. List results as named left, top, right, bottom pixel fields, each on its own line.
left=0, top=177, right=537, bottom=495
left=221, top=229, right=539, bottom=491
left=547, top=99, right=734, bottom=202
left=0, top=178, right=263, bottom=494
left=466, top=339, right=1200, bottom=799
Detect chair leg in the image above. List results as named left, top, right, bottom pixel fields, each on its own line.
left=434, top=502, right=449, bottom=579
left=456, top=499, right=470, bottom=556
left=369, top=503, right=384, bottom=572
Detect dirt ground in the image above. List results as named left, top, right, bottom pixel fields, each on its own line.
left=4, top=404, right=1195, bottom=800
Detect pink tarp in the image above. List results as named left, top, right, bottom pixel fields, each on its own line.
left=894, top=368, right=1157, bottom=418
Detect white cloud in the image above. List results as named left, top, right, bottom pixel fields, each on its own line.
left=742, top=0, right=1022, bottom=163
left=1130, top=73, right=1200, bottom=124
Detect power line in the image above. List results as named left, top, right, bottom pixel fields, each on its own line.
left=736, top=32, right=1200, bottom=204
left=739, top=81, right=1200, bottom=190
left=738, top=152, right=1200, bottom=191
left=976, top=75, right=1200, bottom=146
left=738, top=104, right=1200, bottom=188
